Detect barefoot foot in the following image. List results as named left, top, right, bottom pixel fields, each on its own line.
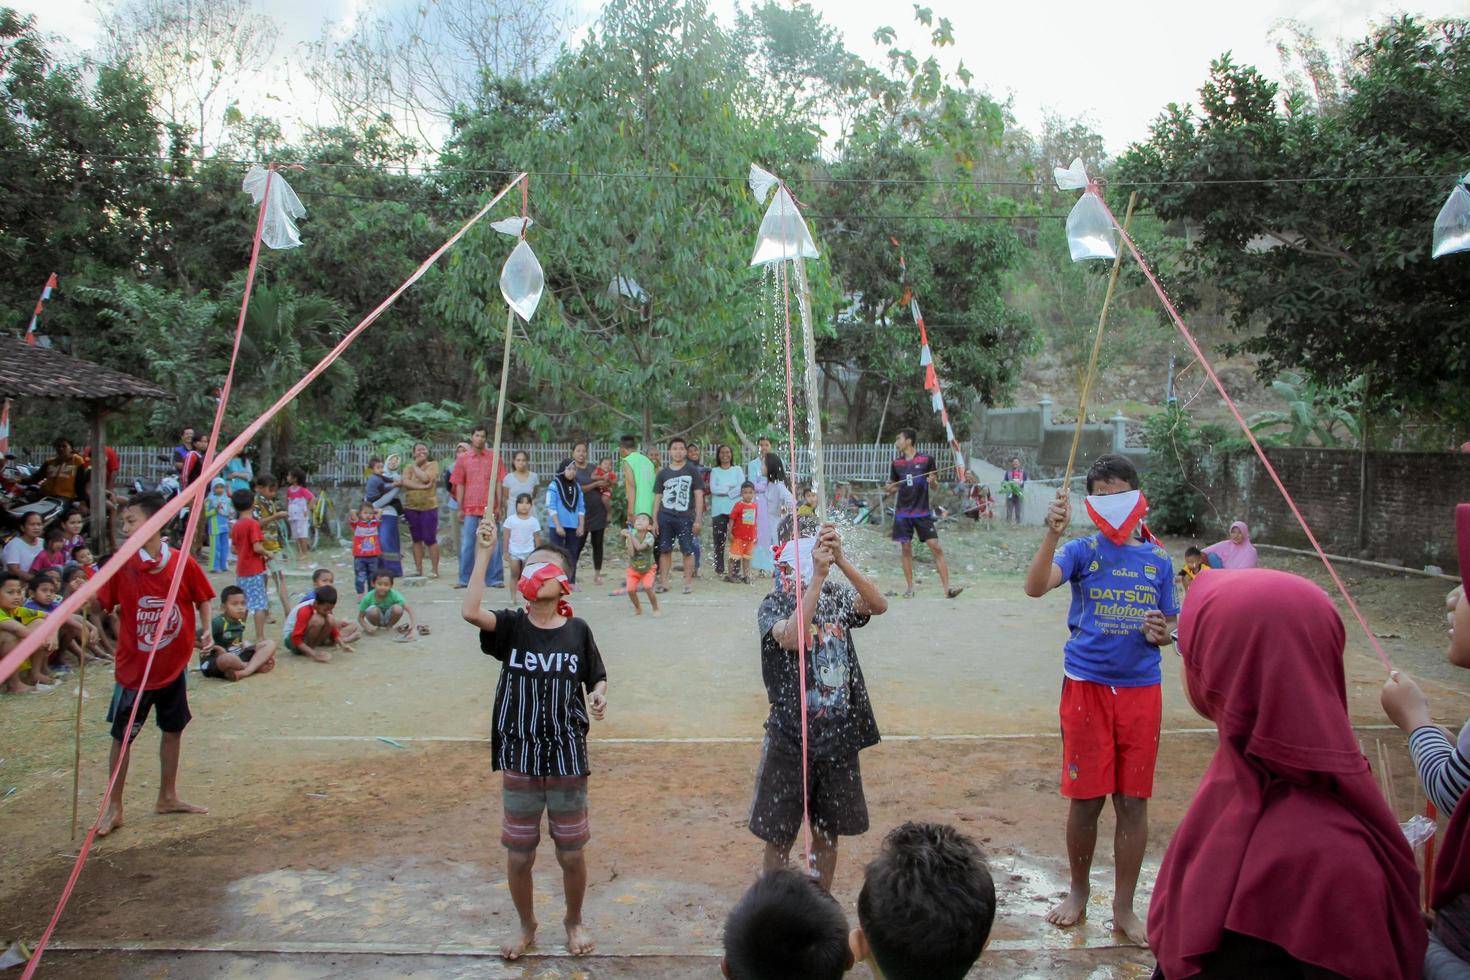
left=1046, top=889, right=1089, bottom=928
left=96, top=802, right=124, bottom=836
left=501, top=921, right=537, bottom=960
left=156, top=796, right=208, bottom=815
left=1112, top=905, right=1148, bottom=947
left=566, top=920, right=595, bottom=956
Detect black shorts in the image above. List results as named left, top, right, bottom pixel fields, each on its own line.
left=106, top=672, right=191, bottom=742
left=199, top=646, right=255, bottom=680
left=748, top=734, right=868, bottom=845
left=657, top=512, right=696, bottom=555
left=891, top=515, right=938, bottom=543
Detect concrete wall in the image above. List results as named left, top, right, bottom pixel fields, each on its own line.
left=1189, top=447, right=1470, bottom=575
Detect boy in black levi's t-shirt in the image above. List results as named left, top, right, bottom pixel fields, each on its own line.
left=461, top=522, right=608, bottom=961
left=750, top=517, right=888, bottom=892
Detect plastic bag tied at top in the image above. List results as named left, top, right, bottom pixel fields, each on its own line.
left=500, top=238, right=543, bottom=322
left=1432, top=181, right=1470, bottom=259
left=1054, top=156, right=1089, bottom=191
left=1066, top=191, right=1118, bottom=262
left=751, top=185, right=819, bottom=266
left=242, top=165, right=307, bottom=250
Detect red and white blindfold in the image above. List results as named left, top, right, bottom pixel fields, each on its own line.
left=518, top=561, right=573, bottom=617
left=1085, top=490, right=1149, bottom=545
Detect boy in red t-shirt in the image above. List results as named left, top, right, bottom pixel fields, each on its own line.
left=726, top=481, right=759, bottom=584
left=230, top=488, right=270, bottom=644
left=350, top=503, right=383, bottom=600
left=95, top=492, right=215, bottom=837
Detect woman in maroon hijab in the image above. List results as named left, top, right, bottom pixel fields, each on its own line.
left=1150, top=569, right=1424, bottom=979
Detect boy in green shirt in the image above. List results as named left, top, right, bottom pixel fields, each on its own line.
left=201, top=585, right=277, bottom=681
left=358, top=569, right=419, bottom=639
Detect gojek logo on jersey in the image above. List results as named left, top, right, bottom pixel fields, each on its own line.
left=135, top=595, right=183, bottom=650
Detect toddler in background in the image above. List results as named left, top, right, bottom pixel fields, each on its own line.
left=207, top=479, right=234, bottom=572
left=621, top=513, right=659, bottom=616
left=285, top=468, right=316, bottom=559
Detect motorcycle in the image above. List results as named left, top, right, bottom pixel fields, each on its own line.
left=0, top=453, right=69, bottom=542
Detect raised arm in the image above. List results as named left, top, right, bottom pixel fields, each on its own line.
left=460, top=521, right=500, bottom=631
left=825, top=525, right=887, bottom=617
left=1024, top=489, right=1069, bottom=597
left=768, top=543, right=833, bottom=652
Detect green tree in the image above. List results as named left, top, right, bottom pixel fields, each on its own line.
left=436, top=0, right=815, bottom=443
left=1247, top=370, right=1362, bottom=447
left=1115, top=17, right=1470, bottom=430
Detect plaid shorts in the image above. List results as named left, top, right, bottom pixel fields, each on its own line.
left=237, top=573, right=269, bottom=612
left=501, top=771, right=590, bottom=852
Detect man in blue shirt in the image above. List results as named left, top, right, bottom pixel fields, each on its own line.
left=1023, top=453, right=1178, bottom=948
left=884, top=428, right=961, bottom=599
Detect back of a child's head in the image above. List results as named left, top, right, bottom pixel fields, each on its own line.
left=314, top=585, right=338, bottom=607
left=1085, top=453, right=1140, bottom=493
left=232, top=488, right=255, bottom=515
left=254, top=474, right=276, bottom=490
left=723, top=868, right=850, bottom=980
left=857, top=822, right=996, bottom=980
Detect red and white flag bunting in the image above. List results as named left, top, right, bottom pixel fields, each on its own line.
left=893, top=240, right=965, bottom=480
left=4, top=273, right=59, bottom=455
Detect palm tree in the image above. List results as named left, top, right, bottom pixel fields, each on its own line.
left=231, top=281, right=356, bottom=474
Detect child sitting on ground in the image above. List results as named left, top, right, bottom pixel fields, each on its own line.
left=621, top=513, right=659, bottom=616
left=357, top=570, right=420, bottom=639
left=1177, top=545, right=1206, bottom=591
left=207, top=479, right=233, bottom=572
left=298, top=568, right=363, bottom=643
left=460, top=523, right=608, bottom=960
left=750, top=516, right=888, bottom=891
left=200, top=585, right=277, bottom=681
left=722, top=867, right=852, bottom=980
left=30, top=527, right=70, bottom=573
left=726, top=481, right=758, bottom=584
left=502, top=493, right=542, bottom=600
left=231, top=488, right=272, bottom=645
left=283, top=586, right=353, bottom=663
left=349, top=502, right=382, bottom=600
left=0, top=569, right=57, bottom=691
left=851, top=822, right=996, bottom=980
left=285, top=468, right=316, bottom=560
left=1022, top=453, right=1178, bottom=946
left=61, top=564, right=113, bottom=660
left=27, top=570, right=96, bottom=668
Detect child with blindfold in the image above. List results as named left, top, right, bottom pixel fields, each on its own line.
left=460, top=520, right=608, bottom=962
left=1022, top=453, right=1177, bottom=947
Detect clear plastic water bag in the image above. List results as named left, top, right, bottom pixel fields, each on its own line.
left=1432, top=183, right=1470, bottom=259
left=491, top=216, right=535, bottom=236
left=750, top=185, right=819, bottom=267
left=749, top=163, right=779, bottom=204
left=242, top=165, right=307, bottom=250
left=1066, top=191, right=1117, bottom=262
left=1401, top=814, right=1437, bottom=848
left=500, top=238, right=543, bottom=322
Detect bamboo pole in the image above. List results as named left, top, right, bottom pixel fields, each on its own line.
left=791, top=255, right=827, bottom=525
left=1062, top=191, right=1139, bottom=488
left=487, top=304, right=515, bottom=582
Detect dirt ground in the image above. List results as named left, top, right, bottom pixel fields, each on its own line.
left=0, top=519, right=1463, bottom=978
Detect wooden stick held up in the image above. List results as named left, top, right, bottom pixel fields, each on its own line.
left=1062, top=190, right=1139, bottom=488
left=70, top=651, right=87, bottom=840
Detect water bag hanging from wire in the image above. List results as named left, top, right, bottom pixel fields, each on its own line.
left=1432, top=173, right=1470, bottom=259
left=494, top=217, right=543, bottom=321
left=242, top=165, right=307, bottom=250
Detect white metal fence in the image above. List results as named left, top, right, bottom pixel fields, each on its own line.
left=16, top=441, right=959, bottom=489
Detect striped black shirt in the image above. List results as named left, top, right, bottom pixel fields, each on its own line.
left=481, top=609, right=607, bottom=776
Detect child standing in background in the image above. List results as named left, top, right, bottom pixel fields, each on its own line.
left=253, top=476, right=291, bottom=613
left=726, top=482, right=759, bottom=584
left=350, top=503, right=383, bottom=600
left=207, top=480, right=233, bottom=572
left=621, top=514, right=658, bottom=616
left=502, top=494, right=543, bottom=602
left=285, top=469, right=316, bottom=560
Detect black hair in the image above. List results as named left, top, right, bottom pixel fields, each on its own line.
left=667, top=436, right=687, bottom=449
left=312, top=568, right=332, bottom=583
left=43, top=526, right=65, bottom=543
left=723, top=868, right=850, bottom=980
left=54, top=436, right=72, bottom=451
left=231, top=487, right=256, bottom=515
left=472, top=422, right=489, bottom=436
left=313, top=585, right=338, bottom=606
left=0, top=569, right=24, bottom=592
left=126, top=491, right=167, bottom=519
left=619, top=434, right=638, bottom=449
left=897, top=427, right=917, bottom=445
left=221, top=584, right=245, bottom=602
left=1185, top=546, right=1202, bottom=557
left=372, top=569, right=395, bottom=585
left=368, top=456, right=383, bottom=468
left=1085, top=453, right=1140, bottom=493
left=776, top=513, right=820, bottom=545
left=254, top=474, right=275, bottom=489
left=529, top=541, right=573, bottom=569
left=857, top=823, right=996, bottom=980
left=717, top=444, right=734, bottom=466
left=73, top=544, right=94, bottom=559
left=764, top=453, right=787, bottom=484
left=27, top=571, right=54, bottom=594
left=515, top=493, right=533, bottom=505
left=61, top=564, right=85, bottom=588
left=290, top=467, right=308, bottom=487
left=740, top=480, right=755, bottom=491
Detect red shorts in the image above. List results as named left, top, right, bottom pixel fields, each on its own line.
left=1058, top=678, right=1161, bottom=800
left=728, top=536, right=755, bottom=560
left=501, top=771, right=590, bottom=852
left=625, top=567, right=655, bottom=592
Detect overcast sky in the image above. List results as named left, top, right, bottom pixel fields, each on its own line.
left=12, top=0, right=1463, bottom=154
